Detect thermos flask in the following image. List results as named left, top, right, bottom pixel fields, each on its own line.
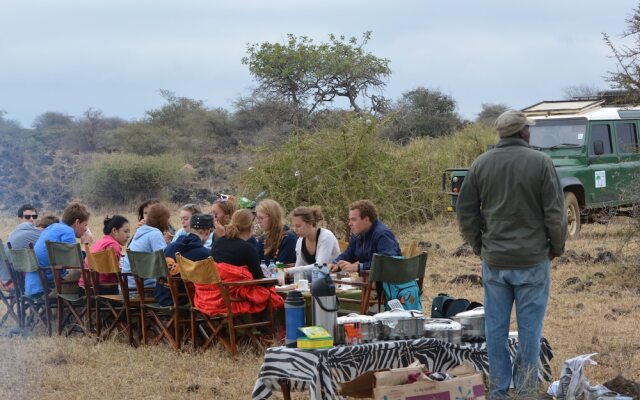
left=284, top=290, right=306, bottom=347
left=311, top=273, right=339, bottom=339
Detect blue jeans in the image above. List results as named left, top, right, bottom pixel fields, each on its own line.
left=482, top=259, right=550, bottom=400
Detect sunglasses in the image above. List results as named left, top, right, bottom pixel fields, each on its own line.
left=216, top=193, right=231, bottom=203
left=23, top=214, right=38, bottom=220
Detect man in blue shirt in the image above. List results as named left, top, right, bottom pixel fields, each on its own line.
left=26, top=202, right=91, bottom=296
left=329, top=200, right=401, bottom=273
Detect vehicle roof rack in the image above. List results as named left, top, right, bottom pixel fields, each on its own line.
left=522, top=99, right=605, bottom=116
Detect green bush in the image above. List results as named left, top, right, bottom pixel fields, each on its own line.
left=236, top=116, right=497, bottom=234
left=77, top=153, right=195, bottom=207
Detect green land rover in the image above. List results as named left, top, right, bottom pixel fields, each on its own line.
left=444, top=99, right=640, bottom=239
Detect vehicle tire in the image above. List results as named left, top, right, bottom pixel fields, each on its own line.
left=564, top=192, right=581, bottom=240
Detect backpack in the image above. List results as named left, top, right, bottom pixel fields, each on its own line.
left=381, top=280, right=422, bottom=311
left=431, top=293, right=482, bottom=318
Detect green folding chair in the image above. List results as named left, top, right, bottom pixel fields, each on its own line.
left=9, top=243, right=55, bottom=336
left=46, top=241, right=89, bottom=336
left=0, top=240, right=20, bottom=327
left=127, top=249, right=188, bottom=349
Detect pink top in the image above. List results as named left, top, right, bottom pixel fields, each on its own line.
left=79, top=235, right=122, bottom=288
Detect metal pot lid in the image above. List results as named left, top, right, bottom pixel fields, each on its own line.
left=454, top=307, right=484, bottom=317
left=337, top=313, right=377, bottom=324
left=373, top=309, right=425, bottom=321
left=424, top=318, right=462, bottom=330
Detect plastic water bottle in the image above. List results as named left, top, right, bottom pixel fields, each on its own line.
left=260, top=260, right=269, bottom=278
left=276, top=263, right=286, bottom=286
left=268, top=261, right=276, bottom=279
left=284, top=290, right=306, bottom=347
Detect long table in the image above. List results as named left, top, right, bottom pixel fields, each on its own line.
left=252, top=337, right=553, bottom=400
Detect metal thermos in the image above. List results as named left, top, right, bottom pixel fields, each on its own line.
left=284, top=290, right=306, bottom=347
left=311, top=273, right=339, bottom=339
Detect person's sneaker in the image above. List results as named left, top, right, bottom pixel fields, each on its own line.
left=0, top=280, right=14, bottom=291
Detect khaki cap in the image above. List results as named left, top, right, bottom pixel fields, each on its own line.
left=495, top=110, right=536, bottom=138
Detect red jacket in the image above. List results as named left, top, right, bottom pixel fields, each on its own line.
left=194, top=262, right=283, bottom=316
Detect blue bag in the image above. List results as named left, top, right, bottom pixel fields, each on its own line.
left=382, top=280, right=422, bottom=311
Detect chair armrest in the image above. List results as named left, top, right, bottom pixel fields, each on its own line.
left=222, top=278, right=279, bottom=288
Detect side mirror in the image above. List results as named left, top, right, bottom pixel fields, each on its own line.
left=593, top=140, right=605, bottom=156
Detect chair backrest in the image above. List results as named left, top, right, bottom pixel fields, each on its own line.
left=401, top=241, right=418, bottom=258
left=85, top=244, right=120, bottom=274
left=368, top=252, right=428, bottom=284
left=8, top=246, right=40, bottom=273
left=126, top=249, right=169, bottom=279
left=46, top=240, right=84, bottom=269
left=338, top=239, right=349, bottom=253
left=175, top=253, right=220, bottom=285
left=0, top=239, right=10, bottom=266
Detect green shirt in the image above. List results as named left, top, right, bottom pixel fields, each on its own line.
left=456, top=137, right=567, bottom=267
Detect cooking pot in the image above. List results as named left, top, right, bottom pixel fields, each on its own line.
left=335, top=314, right=378, bottom=345
left=423, top=318, right=462, bottom=344
left=374, top=309, right=426, bottom=340
left=451, top=307, right=485, bottom=342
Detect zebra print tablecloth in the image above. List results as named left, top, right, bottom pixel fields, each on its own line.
left=251, top=337, right=553, bottom=400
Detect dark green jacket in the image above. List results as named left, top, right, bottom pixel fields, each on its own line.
left=456, top=137, right=567, bottom=267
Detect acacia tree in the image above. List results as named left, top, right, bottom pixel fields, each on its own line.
left=242, top=31, right=391, bottom=115
left=604, top=5, right=640, bottom=92
left=476, top=103, right=509, bottom=126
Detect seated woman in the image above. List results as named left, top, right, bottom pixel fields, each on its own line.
left=172, top=203, right=202, bottom=243
left=121, top=203, right=170, bottom=289
left=287, top=206, right=340, bottom=279
left=79, top=215, right=130, bottom=295
left=193, top=209, right=283, bottom=316
left=205, top=194, right=237, bottom=248
left=156, top=213, right=213, bottom=306
left=255, top=199, right=297, bottom=265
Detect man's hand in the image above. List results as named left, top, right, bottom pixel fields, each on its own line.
left=338, top=260, right=358, bottom=273
left=328, top=263, right=339, bottom=273
left=549, top=251, right=557, bottom=261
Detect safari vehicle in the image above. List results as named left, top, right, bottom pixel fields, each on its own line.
left=443, top=97, right=640, bottom=239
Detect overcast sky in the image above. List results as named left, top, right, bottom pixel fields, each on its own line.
left=0, top=0, right=637, bottom=127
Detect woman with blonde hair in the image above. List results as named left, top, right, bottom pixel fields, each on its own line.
left=287, top=206, right=340, bottom=277
left=255, top=199, right=297, bottom=265
left=211, top=209, right=262, bottom=279
left=172, top=203, right=202, bottom=243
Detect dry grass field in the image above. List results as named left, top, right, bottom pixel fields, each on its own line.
left=1, top=211, right=639, bottom=399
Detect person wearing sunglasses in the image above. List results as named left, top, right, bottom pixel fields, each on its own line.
left=1, top=205, right=42, bottom=290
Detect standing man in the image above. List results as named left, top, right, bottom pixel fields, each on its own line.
left=1, top=205, right=40, bottom=289
left=456, top=110, right=567, bottom=399
left=329, top=200, right=401, bottom=273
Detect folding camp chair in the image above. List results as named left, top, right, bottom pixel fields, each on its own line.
left=8, top=243, right=55, bottom=336
left=336, top=252, right=429, bottom=315
left=176, top=253, right=278, bottom=356
left=84, top=244, right=135, bottom=344
left=0, top=240, right=20, bottom=327
left=46, top=241, right=90, bottom=336
left=127, top=249, right=188, bottom=350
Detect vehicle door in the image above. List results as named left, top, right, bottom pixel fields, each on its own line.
left=614, top=120, right=640, bottom=205
left=588, top=122, right=619, bottom=205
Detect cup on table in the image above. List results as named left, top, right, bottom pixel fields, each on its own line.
left=297, top=279, right=309, bottom=291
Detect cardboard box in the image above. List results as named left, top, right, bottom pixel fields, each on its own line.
left=339, top=361, right=485, bottom=400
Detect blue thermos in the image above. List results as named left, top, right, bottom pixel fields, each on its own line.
left=284, top=290, right=306, bottom=347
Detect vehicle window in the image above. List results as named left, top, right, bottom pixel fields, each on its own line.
left=590, top=124, right=613, bottom=155
left=616, top=122, right=639, bottom=154
left=529, top=118, right=587, bottom=148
